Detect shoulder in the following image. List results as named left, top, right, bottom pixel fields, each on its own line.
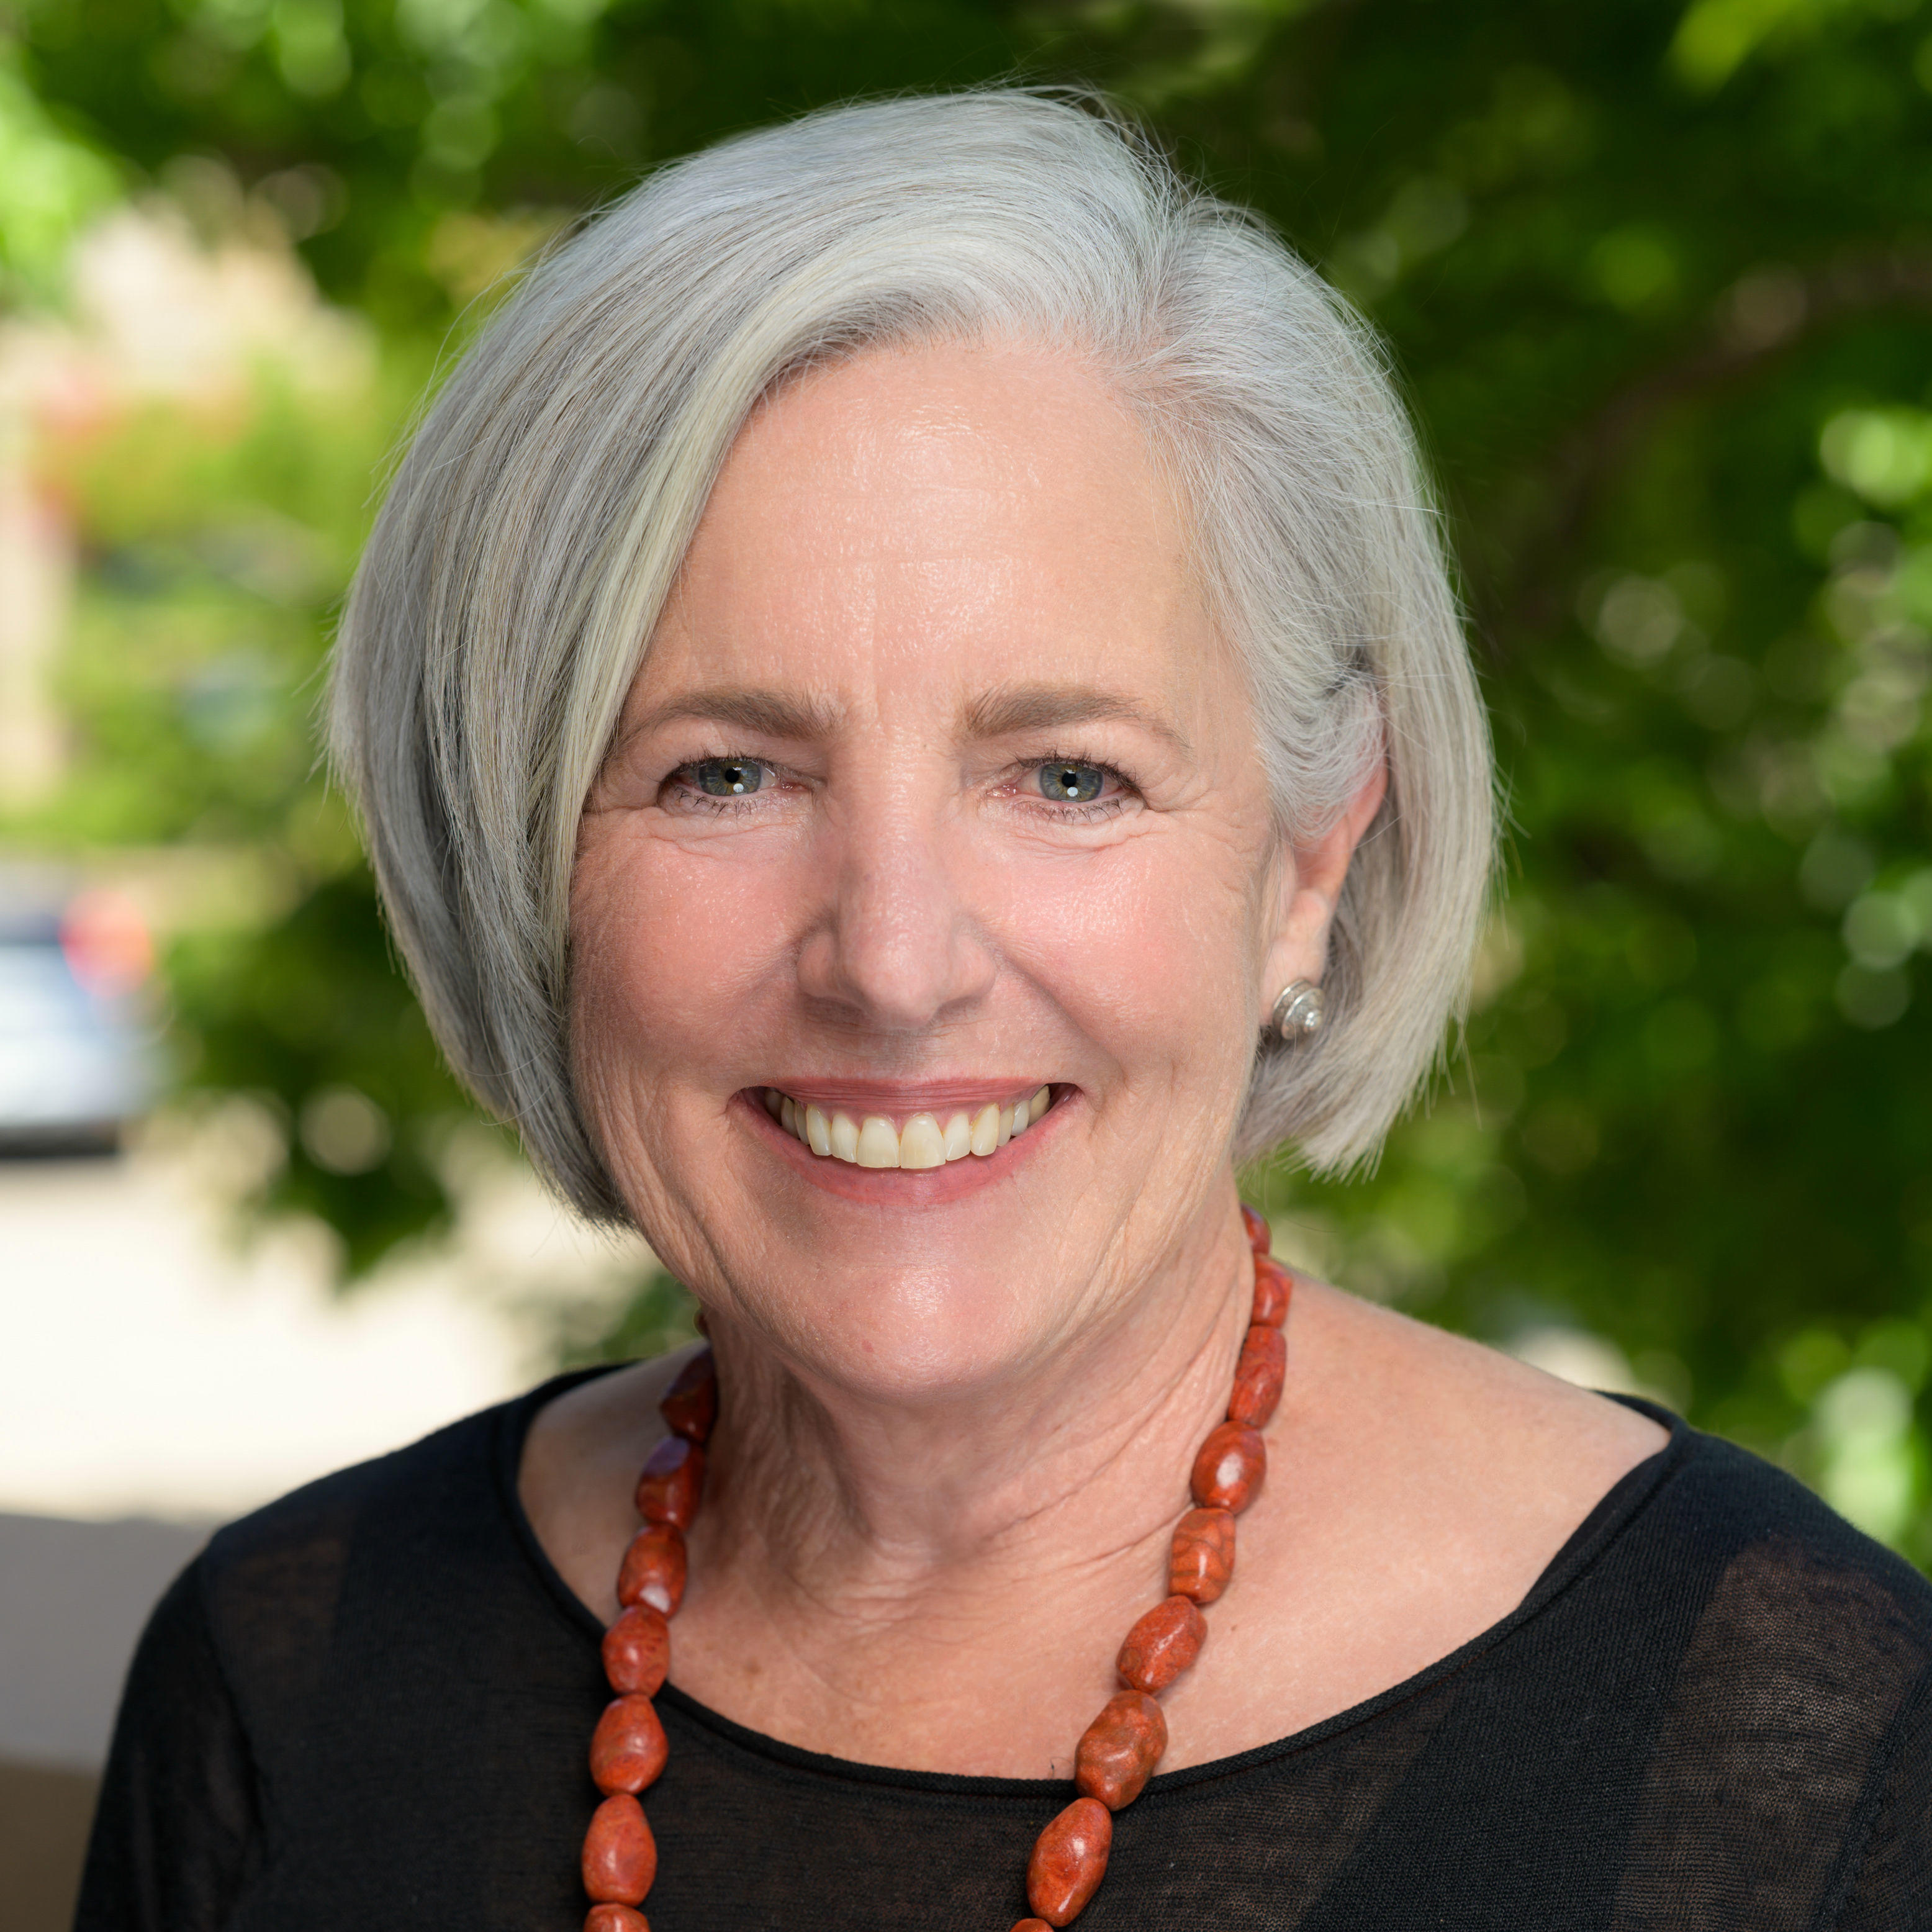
left=1600, top=1433, right=1932, bottom=1909
left=1372, top=1296, right=1932, bottom=1740
left=1637, top=1425, right=1932, bottom=1663
left=200, top=1384, right=513, bottom=1589
left=1281, top=1284, right=1672, bottom=1609
left=83, top=1381, right=577, bottom=1928
left=191, top=1373, right=599, bottom=1715
left=1271, top=1284, right=1932, bottom=1736
left=1293, top=1281, right=1671, bottom=1468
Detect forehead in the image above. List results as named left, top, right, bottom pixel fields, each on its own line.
left=644, top=338, right=1223, bottom=718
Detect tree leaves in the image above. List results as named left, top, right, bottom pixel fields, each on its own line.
left=12, top=0, right=1932, bottom=1538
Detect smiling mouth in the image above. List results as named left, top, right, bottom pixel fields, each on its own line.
left=757, top=1086, right=1054, bottom=1168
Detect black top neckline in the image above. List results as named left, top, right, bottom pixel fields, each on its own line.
left=493, top=1361, right=1692, bottom=1799
left=83, top=1361, right=1932, bottom=1928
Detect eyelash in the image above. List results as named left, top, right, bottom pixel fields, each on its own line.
left=659, top=754, right=1140, bottom=821
left=661, top=759, right=785, bottom=816
left=1014, top=751, right=1137, bottom=823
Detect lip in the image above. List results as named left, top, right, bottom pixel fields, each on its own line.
left=734, top=1085, right=1066, bottom=1204
left=754, top=1077, right=1041, bottom=1114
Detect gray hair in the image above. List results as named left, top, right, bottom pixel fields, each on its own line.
left=330, top=89, right=1493, bottom=1222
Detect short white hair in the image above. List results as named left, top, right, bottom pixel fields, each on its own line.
left=330, top=89, right=1493, bottom=1222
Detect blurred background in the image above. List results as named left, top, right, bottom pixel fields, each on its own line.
left=2, top=0, right=1931, bottom=1918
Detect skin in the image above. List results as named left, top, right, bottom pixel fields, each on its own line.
left=526, top=338, right=1666, bottom=1777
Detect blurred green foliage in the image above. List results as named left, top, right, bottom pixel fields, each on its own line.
left=6, top=0, right=1932, bottom=1542
left=0, top=32, right=117, bottom=298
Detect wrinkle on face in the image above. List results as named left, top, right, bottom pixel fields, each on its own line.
left=570, top=336, right=1288, bottom=1415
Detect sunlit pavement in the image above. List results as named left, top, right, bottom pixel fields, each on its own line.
left=0, top=1111, right=645, bottom=1522
left=1, top=1157, right=512, bottom=1519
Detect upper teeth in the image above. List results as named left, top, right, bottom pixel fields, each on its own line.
left=762, top=1086, right=1052, bottom=1167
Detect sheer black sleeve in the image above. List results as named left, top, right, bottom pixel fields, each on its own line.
left=73, top=1558, right=263, bottom=1932
left=1834, top=1669, right=1932, bottom=1930
left=63, top=1381, right=1932, bottom=1932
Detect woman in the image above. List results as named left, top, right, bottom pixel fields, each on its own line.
left=80, top=93, right=1932, bottom=1930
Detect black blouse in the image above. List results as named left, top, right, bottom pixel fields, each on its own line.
left=76, top=1368, right=1932, bottom=1930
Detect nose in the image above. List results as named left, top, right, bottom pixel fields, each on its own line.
left=795, top=795, right=998, bottom=1034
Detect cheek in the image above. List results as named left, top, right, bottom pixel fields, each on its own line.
left=569, top=826, right=796, bottom=1114
left=569, top=806, right=1268, bottom=1127
left=986, top=834, right=1264, bottom=1095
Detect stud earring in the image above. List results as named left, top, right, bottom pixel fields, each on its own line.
left=1270, top=980, right=1325, bottom=1043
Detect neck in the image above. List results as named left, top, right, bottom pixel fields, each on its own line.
left=688, top=1201, right=1253, bottom=1691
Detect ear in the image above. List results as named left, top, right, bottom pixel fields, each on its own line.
left=1258, top=758, right=1389, bottom=1021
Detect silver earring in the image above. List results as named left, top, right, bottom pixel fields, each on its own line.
left=1270, top=980, right=1325, bottom=1042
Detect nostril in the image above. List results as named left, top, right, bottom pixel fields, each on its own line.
left=796, top=870, right=1001, bottom=1033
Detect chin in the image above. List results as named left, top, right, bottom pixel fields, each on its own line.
left=731, top=1250, right=1052, bottom=1405
left=610, top=1079, right=1137, bottom=1394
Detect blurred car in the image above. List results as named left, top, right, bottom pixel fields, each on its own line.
left=0, top=885, right=158, bottom=1153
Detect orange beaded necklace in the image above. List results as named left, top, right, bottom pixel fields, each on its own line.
left=577, top=1204, right=1294, bottom=1931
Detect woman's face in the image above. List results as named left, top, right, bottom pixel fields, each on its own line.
left=573, top=340, right=1314, bottom=1394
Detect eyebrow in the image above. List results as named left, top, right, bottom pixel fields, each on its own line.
left=623, top=687, right=844, bottom=742
left=621, top=680, right=1191, bottom=756
left=961, top=684, right=1193, bottom=756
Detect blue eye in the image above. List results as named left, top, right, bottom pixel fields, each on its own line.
left=692, top=759, right=764, bottom=797
left=1038, top=762, right=1106, bottom=804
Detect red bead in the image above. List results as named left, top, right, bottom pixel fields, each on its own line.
left=581, top=1794, right=656, bottom=1904
left=590, top=1694, right=669, bottom=1795
left=1240, top=1203, right=1271, bottom=1255
left=1251, top=1255, right=1292, bottom=1328
left=617, top=1526, right=687, bottom=1617
left=1116, top=1594, right=1207, bottom=1694
left=1011, top=1923, right=1054, bottom=1932
left=1075, top=1689, right=1168, bottom=1810
left=1227, top=1323, right=1286, bottom=1429
left=586, top=1908, right=649, bottom=1932
left=659, top=1348, right=718, bottom=1444
left=1191, top=1421, right=1266, bottom=1514
left=1026, top=1795, right=1112, bottom=1925
left=1168, top=1506, right=1235, bottom=1604
left=635, top=1436, right=705, bottom=1530
left=603, top=1605, right=670, bottom=1696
